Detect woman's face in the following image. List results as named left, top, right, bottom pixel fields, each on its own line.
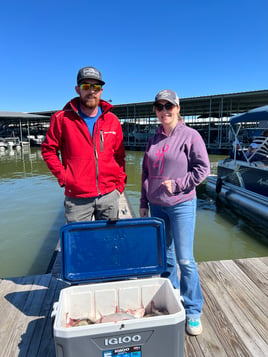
left=155, top=100, right=180, bottom=127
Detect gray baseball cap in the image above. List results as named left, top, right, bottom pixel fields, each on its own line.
left=154, top=89, right=179, bottom=106
left=77, top=66, right=105, bottom=85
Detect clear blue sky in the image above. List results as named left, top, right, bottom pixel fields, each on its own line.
left=1, top=0, right=267, bottom=112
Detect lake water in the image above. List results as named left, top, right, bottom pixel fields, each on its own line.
left=0, top=147, right=267, bottom=278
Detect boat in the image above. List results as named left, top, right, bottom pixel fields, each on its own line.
left=0, top=136, right=21, bottom=151
left=0, top=136, right=30, bottom=152
left=0, top=137, right=6, bottom=151
left=206, top=105, right=268, bottom=228
left=27, top=134, right=45, bottom=146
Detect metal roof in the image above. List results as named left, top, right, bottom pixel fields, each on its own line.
left=1, top=89, right=268, bottom=122
left=0, top=111, right=50, bottom=121
left=111, top=90, right=268, bottom=119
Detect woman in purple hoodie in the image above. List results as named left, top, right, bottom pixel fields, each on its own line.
left=140, top=89, right=210, bottom=336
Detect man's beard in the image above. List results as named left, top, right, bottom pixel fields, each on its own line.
left=80, top=95, right=100, bottom=109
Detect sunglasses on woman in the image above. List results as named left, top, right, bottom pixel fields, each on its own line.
left=154, top=102, right=175, bottom=111
left=79, top=83, right=102, bottom=92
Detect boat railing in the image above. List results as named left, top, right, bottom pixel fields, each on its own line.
left=248, top=136, right=268, bottom=162
left=232, top=139, right=268, bottom=164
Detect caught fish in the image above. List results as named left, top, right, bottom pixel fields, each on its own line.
left=96, top=305, right=145, bottom=323
left=97, top=312, right=137, bottom=323
left=67, top=317, right=95, bottom=327
left=125, top=307, right=146, bottom=318
left=66, top=301, right=169, bottom=327
left=144, top=301, right=169, bottom=317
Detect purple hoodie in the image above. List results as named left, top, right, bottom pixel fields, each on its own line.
left=140, top=121, right=210, bottom=208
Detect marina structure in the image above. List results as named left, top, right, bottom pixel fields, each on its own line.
left=113, top=89, right=268, bottom=152
left=1, top=90, right=268, bottom=153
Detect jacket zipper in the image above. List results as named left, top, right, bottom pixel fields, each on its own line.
left=100, top=130, right=104, bottom=151
left=94, top=120, right=101, bottom=195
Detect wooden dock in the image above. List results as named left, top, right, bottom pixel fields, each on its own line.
left=0, top=257, right=267, bottom=356
left=0, top=194, right=267, bottom=356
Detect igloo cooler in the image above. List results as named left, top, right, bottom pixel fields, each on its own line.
left=52, top=217, right=185, bottom=357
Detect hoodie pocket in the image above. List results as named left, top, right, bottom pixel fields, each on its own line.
left=147, top=177, right=174, bottom=205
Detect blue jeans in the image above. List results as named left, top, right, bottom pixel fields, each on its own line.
left=150, top=198, right=203, bottom=318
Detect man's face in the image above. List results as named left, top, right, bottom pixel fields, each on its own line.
left=75, top=80, right=103, bottom=109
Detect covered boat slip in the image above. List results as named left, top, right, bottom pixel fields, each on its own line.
left=1, top=90, right=268, bottom=153
left=229, top=105, right=268, bottom=163
left=0, top=257, right=267, bottom=356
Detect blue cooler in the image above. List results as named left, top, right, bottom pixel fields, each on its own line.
left=52, top=217, right=185, bottom=357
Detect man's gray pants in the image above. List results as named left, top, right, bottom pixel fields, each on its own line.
left=64, top=189, right=120, bottom=223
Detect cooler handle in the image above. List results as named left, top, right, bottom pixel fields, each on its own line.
left=107, top=218, right=119, bottom=223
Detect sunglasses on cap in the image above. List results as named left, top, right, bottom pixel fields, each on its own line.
left=154, top=102, right=175, bottom=111
left=79, top=83, right=102, bottom=91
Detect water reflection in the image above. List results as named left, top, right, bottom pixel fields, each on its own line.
left=0, top=147, right=267, bottom=279
left=0, top=147, right=65, bottom=278
left=0, top=146, right=50, bottom=179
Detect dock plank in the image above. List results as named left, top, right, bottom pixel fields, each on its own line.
left=0, top=258, right=267, bottom=357
left=193, top=259, right=268, bottom=356
left=234, top=257, right=268, bottom=296
left=0, top=275, right=68, bottom=357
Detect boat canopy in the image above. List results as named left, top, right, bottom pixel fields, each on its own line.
left=230, top=105, right=268, bottom=126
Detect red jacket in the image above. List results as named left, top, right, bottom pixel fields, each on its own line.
left=41, top=97, right=126, bottom=198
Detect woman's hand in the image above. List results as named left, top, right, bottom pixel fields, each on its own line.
left=140, top=208, right=149, bottom=217
left=162, top=179, right=173, bottom=194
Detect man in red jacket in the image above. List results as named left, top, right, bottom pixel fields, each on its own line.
left=41, top=66, right=127, bottom=222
